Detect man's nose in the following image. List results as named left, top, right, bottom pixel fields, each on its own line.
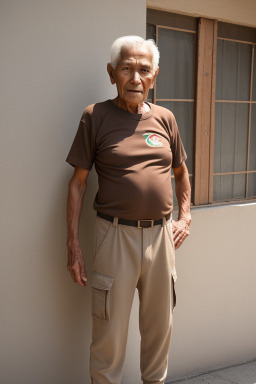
left=130, top=71, right=141, bottom=84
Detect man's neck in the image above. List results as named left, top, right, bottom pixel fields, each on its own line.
left=112, top=97, right=150, bottom=114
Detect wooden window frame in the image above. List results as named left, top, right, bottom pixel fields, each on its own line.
left=194, top=18, right=217, bottom=205
left=213, top=33, right=256, bottom=201
left=147, top=9, right=197, bottom=205
left=147, top=9, right=256, bottom=206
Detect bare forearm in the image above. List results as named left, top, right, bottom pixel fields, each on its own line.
left=171, top=164, right=191, bottom=249
left=66, top=168, right=89, bottom=287
left=67, top=179, right=86, bottom=244
left=175, top=168, right=191, bottom=225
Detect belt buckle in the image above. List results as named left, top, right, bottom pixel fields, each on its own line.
left=137, top=219, right=154, bottom=228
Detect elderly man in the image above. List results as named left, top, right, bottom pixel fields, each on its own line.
left=66, top=36, right=191, bottom=384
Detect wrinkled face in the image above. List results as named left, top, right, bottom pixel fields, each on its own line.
left=108, top=44, right=159, bottom=109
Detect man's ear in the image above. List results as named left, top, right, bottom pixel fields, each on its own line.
left=107, top=63, right=116, bottom=85
left=150, top=66, right=159, bottom=89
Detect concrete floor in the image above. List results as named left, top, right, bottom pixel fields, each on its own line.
left=167, top=360, right=256, bottom=384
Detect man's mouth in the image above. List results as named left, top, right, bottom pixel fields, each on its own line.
left=127, top=90, right=143, bottom=93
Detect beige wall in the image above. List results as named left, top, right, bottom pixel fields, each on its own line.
left=0, top=1, right=146, bottom=383
left=123, top=203, right=256, bottom=383
left=167, top=203, right=256, bottom=380
left=147, top=0, right=256, bottom=28
left=1, top=1, right=256, bottom=384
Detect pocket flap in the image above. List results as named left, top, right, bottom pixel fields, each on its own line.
left=171, top=268, right=177, bottom=284
left=92, top=271, right=114, bottom=290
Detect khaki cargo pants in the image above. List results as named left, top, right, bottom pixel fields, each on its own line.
left=90, top=216, right=177, bottom=384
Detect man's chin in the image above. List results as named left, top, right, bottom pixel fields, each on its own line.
left=127, top=90, right=143, bottom=95
left=122, top=93, right=144, bottom=104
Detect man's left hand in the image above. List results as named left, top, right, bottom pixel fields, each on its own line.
left=172, top=219, right=190, bottom=250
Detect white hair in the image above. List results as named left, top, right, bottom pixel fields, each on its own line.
left=110, top=35, right=160, bottom=74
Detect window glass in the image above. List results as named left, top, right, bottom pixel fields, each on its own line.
left=157, top=28, right=196, bottom=99
left=147, top=11, right=196, bottom=205
left=248, top=174, right=256, bottom=197
left=252, top=48, right=256, bottom=102
left=213, top=174, right=246, bottom=201
left=214, top=22, right=255, bottom=202
left=146, top=23, right=155, bottom=41
left=214, top=103, right=249, bottom=173
left=147, top=9, right=197, bottom=32
left=171, top=175, right=193, bottom=206
left=171, top=178, right=177, bottom=206
left=218, top=22, right=256, bottom=43
left=147, top=88, right=154, bottom=103
left=157, top=101, right=194, bottom=174
left=146, top=24, right=155, bottom=104
left=249, top=104, right=256, bottom=170
left=216, top=40, right=251, bottom=101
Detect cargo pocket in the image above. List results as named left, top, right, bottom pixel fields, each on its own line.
left=91, top=271, right=114, bottom=321
left=171, top=270, right=177, bottom=311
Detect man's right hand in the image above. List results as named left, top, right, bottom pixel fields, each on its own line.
left=67, top=241, right=87, bottom=287
left=66, top=167, right=90, bottom=288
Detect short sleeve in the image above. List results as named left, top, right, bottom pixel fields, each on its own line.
left=66, top=111, right=95, bottom=170
left=170, top=113, right=187, bottom=168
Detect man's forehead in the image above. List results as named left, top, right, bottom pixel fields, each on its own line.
left=118, top=45, right=153, bottom=65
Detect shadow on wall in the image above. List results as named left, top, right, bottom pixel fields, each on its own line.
left=40, top=167, right=98, bottom=383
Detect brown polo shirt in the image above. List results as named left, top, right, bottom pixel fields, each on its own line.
left=66, top=99, right=187, bottom=220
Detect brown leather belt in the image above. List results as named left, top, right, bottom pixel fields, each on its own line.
left=97, top=212, right=171, bottom=228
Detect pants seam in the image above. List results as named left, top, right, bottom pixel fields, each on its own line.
left=140, top=289, right=145, bottom=381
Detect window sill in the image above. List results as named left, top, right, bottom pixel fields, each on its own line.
left=172, top=198, right=256, bottom=217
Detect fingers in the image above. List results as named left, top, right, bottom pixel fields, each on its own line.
left=71, top=262, right=87, bottom=287
left=80, top=268, right=87, bottom=285
left=171, top=220, right=180, bottom=236
left=67, top=248, right=87, bottom=287
left=174, top=231, right=187, bottom=250
left=171, top=219, right=190, bottom=250
left=175, top=235, right=187, bottom=249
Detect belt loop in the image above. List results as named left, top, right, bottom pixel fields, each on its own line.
left=113, top=217, right=119, bottom=228
left=162, top=217, right=167, bottom=227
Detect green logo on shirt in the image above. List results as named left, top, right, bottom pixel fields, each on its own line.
left=143, top=133, right=163, bottom=147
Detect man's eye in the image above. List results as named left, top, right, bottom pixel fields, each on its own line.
left=141, top=68, right=149, bottom=73
left=122, top=67, right=130, bottom=71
